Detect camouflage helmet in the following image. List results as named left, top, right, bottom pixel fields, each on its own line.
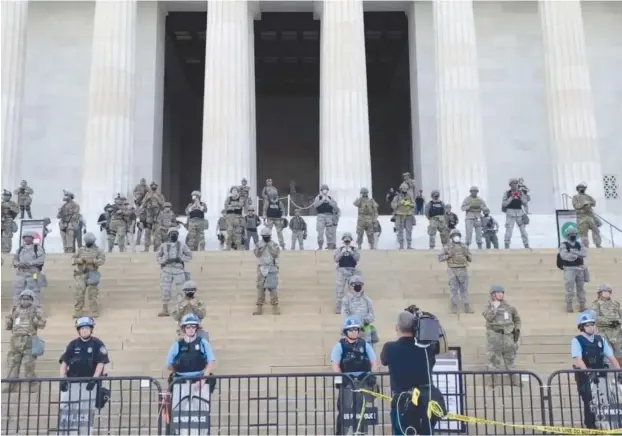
left=399, top=183, right=409, bottom=191
left=509, top=178, right=519, bottom=185
left=191, top=191, right=201, bottom=198
left=2, top=189, right=11, bottom=198
left=63, top=190, right=75, bottom=199
left=260, top=227, right=271, bottom=237
left=482, top=207, right=490, bottom=214
left=566, top=227, right=578, bottom=236
left=241, top=178, right=248, bottom=183
left=20, top=180, right=27, bottom=186
left=140, top=178, right=146, bottom=184
left=597, top=284, right=612, bottom=294
left=342, top=232, right=353, bottom=241
left=83, top=232, right=96, bottom=244
left=230, top=186, right=239, bottom=193
left=182, top=280, right=197, bottom=291
left=320, top=184, right=329, bottom=191
left=163, top=202, right=172, bottom=208
left=490, top=284, right=505, bottom=294
left=167, top=227, right=179, bottom=235
left=247, top=205, right=255, bottom=212
left=150, top=181, right=158, bottom=188
left=577, top=182, right=587, bottom=190
left=43, top=217, right=51, bottom=226
left=20, top=289, right=36, bottom=299
left=445, top=204, right=452, bottom=210
left=22, top=230, right=35, bottom=238
left=431, top=190, right=440, bottom=197
left=469, top=186, right=479, bottom=192
left=450, top=229, right=461, bottom=237
left=349, top=275, right=364, bottom=285
left=360, top=187, right=369, bottom=195
left=402, top=172, right=411, bottom=177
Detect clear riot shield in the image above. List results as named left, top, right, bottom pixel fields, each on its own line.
left=57, top=382, right=97, bottom=435
left=336, top=375, right=379, bottom=435
left=591, top=374, right=622, bottom=430
left=170, top=378, right=211, bottom=435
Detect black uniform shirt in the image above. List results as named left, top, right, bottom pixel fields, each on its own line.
left=60, top=336, right=110, bottom=378
left=381, top=337, right=436, bottom=395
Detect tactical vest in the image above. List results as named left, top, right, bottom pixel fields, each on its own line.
left=266, top=200, right=283, bottom=219
left=316, top=200, right=334, bottom=215
left=11, top=307, right=38, bottom=335
left=576, top=334, right=606, bottom=369
left=188, top=208, right=205, bottom=219
left=338, top=250, right=357, bottom=268
left=447, top=244, right=469, bottom=268
left=561, top=242, right=584, bottom=267
left=339, top=338, right=371, bottom=373
left=428, top=201, right=445, bottom=217
left=358, top=199, right=375, bottom=216
left=227, top=197, right=243, bottom=215
left=505, top=191, right=522, bottom=210
left=173, top=338, right=207, bottom=373
left=466, top=197, right=483, bottom=213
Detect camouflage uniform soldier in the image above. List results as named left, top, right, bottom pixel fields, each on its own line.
left=253, top=227, right=281, bottom=315
left=559, top=227, right=587, bottom=313
left=239, top=178, right=252, bottom=213
left=185, top=191, right=208, bottom=251
left=391, top=183, right=416, bottom=249
left=439, top=229, right=473, bottom=313
left=483, top=285, right=522, bottom=386
left=156, top=227, right=192, bottom=316
left=425, top=190, right=447, bottom=249
left=261, top=178, right=278, bottom=200
left=333, top=233, right=361, bottom=314
left=74, top=214, right=87, bottom=251
left=172, top=280, right=207, bottom=337
left=354, top=187, right=378, bottom=249
left=440, top=204, right=458, bottom=243
left=224, top=186, right=245, bottom=250
left=217, top=210, right=227, bottom=249
left=14, top=180, right=34, bottom=219
left=502, top=178, right=530, bottom=249
left=402, top=172, right=416, bottom=199
left=572, top=182, right=602, bottom=248
left=108, top=195, right=130, bottom=252
left=289, top=209, right=307, bottom=250
left=56, top=190, right=80, bottom=253
left=13, top=231, right=46, bottom=307
left=481, top=209, right=499, bottom=249
left=154, top=202, right=177, bottom=251
left=460, top=186, right=487, bottom=249
left=1, top=189, right=19, bottom=253
left=313, top=184, right=340, bottom=250
left=263, top=191, right=286, bottom=249
left=3, top=290, right=46, bottom=393
left=140, top=181, right=165, bottom=252
left=72, top=232, right=106, bottom=318
left=133, top=178, right=148, bottom=207
left=592, top=284, right=622, bottom=365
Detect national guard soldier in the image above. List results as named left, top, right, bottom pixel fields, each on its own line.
left=57, top=190, right=81, bottom=253
left=261, top=177, right=278, bottom=200
left=572, top=311, right=621, bottom=430
left=289, top=208, right=307, bottom=250
left=185, top=191, right=208, bottom=251
left=133, top=178, right=148, bottom=207
left=391, top=182, right=416, bottom=249
left=481, top=208, right=499, bottom=249
left=108, top=194, right=130, bottom=252
left=440, top=204, right=458, bottom=244
left=263, top=191, right=286, bottom=249
left=572, top=182, right=602, bottom=248
left=592, top=284, right=622, bottom=366
left=460, top=186, right=486, bottom=249
left=333, top=233, right=361, bottom=314
left=3, top=289, right=47, bottom=393
left=224, top=186, right=245, bottom=250
left=126, top=203, right=138, bottom=252
left=74, top=213, right=88, bottom=251
left=425, top=190, right=447, bottom=249
left=13, top=230, right=46, bottom=307
left=518, top=177, right=531, bottom=214
left=217, top=209, right=227, bottom=249
left=253, top=227, right=281, bottom=315
left=559, top=227, right=588, bottom=313
left=244, top=206, right=261, bottom=250
left=354, top=187, right=379, bottom=249
left=72, top=232, right=106, bottom=318
left=483, top=285, right=522, bottom=386
left=341, top=275, right=377, bottom=346
left=14, top=180, right=34, bottom=219
left=2, top=189, right=19, bottom=253
left=154, top=202, right=177, bottom=251
left=172, top=281, right=207, bottom=338
left=313, top=184, right=340, bottom=249
left=502, top=178, right=530, bottom=249
left=239, top=178, right=252, bottom=213
left=402, top=172, right=416, bottom=199
left=439, top=229, right=473, bottom=314
left=140, top=181, right=165, bottom=252
left=157, top=227, right=192, bottom=317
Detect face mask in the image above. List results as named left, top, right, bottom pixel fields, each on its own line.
left=344, top=240, right=351, bottom=245
left=64, top=196, right=70, bottom=202
left=170, top=234, right=179, bottom=242
left=262, top=236, right=271, bottom=242
left=484, top=213, right=489, bottom=217
left=353, top=284, right=363, bottom=292
left=231, top=192, right=239, bottom=198
left=20, top=298, right=33, bottom=308
left=452, top=236, right=460, bottom=243
left=401, top=190, right=407, bottom=194
left=151, top=187, right=157, bottom=192
left=321, top=190, right=328, bottom=195
left=578, top=189, right=586, bottom=194
left=433, top=196, right=440, bottom=200
left=185, top=292, right=195, bottom=299
left=192, top=196, right=197, bottom=201
left=85, top=242, right=94, bottom=248
left=569, top=236, right=576, bottom=242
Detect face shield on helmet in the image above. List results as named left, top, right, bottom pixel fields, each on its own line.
left=576, top=311, right=596, bottom=331
left=343, top=317, right=361, bottom=339
left=180, top=313, right=201, bottom=334
left=75, top=316, right=95, bottom=339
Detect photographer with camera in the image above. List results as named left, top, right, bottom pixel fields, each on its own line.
left=380, top=311, right=446, bottom=435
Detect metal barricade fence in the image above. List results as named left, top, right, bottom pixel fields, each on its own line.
left=546, top=368, right=622, bottom=431
left=1, top=376, right=163, bottom=435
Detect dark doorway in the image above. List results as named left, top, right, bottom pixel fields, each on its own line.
left=255, top=13, right=320, bottom=213
left=162, top=12, right=206, bottom=211
left=364, top=12, right=412, bottom=214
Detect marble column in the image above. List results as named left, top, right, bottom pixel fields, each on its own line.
left=319, top=0, right=372, bottom=216
left=1, top=0, right=29, bottom=190
left=249, top=3, right=259, bottom=204
left=81, top=0, right=137, bottom=224
left=433, top=0, right=488, bottom=209
left=201, top=0, right=254, bottom=216
left=539, top=0, right=604, bottom=208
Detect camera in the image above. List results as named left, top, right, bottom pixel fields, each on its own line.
left=405, top=305, right=447, bottom=355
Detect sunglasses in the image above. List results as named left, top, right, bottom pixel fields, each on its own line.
left=346, top=328, right=360, bottom=332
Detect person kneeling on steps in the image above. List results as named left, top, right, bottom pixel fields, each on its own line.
left=253, top=227, right=281, bottom=315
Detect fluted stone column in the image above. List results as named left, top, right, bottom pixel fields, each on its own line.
left=1, top=0, right=29, bottom=189
left=201, top=0, right=254, bottom=216
left=539, top=0, right=604, bottom=208
left=81, top=0, right=137, bottom=224
left=249, top=3, right=258, bottom=204
left=433, top=0, right=488, bottom=209
left=319, top=0, right=372, bottom=216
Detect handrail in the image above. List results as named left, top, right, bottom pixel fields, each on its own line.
left=561, top=192, right=622, bottom=247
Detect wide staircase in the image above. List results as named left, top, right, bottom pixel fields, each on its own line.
left=2, top=248, right=622, bottom=434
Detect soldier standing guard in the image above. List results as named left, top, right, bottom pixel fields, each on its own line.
left=591, top=284, right=622, bottom=366
left=156, top=227, right=192, bottom=317
left=244, top=206, right=262, bottom=250
left=13, top=230, right=46, bottom=307
left=133, top=178, right=148, bottom=207
left=108, top=195, right=131, bottom=252
left=401, top=172, right=416, bottom=199
left=502, top=178, right=530, bottom=249
left=154, top=202, right=177, bottom=251
left=460, top=186, right=487, bottom=249
left=559, top=227, right=588, bottom=313
left=3, top=289, right=46, bottom=393
left=391, top=182, right=416, bottom=249
left=140, top=181, right=165, bottom=252
left=1, top=189, right=19, bottom=253
left=288, top=209, right=307, bottom=250
left=333, top=233, right=361, bottom=314
left=72, top=232, right=106, bottom=318
left=253, top=227, right=281, bottom=315
left=572, top=182, right=602, bottom=248
left=425, top=190, right=447, bottom=249
left=239, top=178, right=252, bottom=213
left=185, top=191, right=208, bottom=251
left=263, top=191, right=286, bottom=249
left=57, top=190, right=81, bottom=253
left=439, top=229, right=473, bottom=314
left=14, top=180, right=34, bottom=219
left=354, top=187, right=378, bottom=249
left=224, top=187, right=245, bottom=250
left=313, top=184, right=340, bottom=250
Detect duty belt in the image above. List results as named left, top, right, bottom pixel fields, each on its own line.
left=491, top=329, right=510, bottom=335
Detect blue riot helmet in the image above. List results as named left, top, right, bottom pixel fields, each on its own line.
left=576, top=311, right=596, bottom=328
left=343, top=317, right=361, bottom=332
left=75, top=316, right=95, bottom=329
left=180, top=313, right=201, bottom=328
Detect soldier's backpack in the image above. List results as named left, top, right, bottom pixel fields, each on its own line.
left=556, top=242, right=570, bottom=270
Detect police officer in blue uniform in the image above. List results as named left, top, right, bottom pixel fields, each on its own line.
left=166, top=313, right=216, bottom=380
left=572, top=311, right=620, bottom=429
left=59, top=317, right=110, bottom=392
left=330, top=317, right=377, bottom=435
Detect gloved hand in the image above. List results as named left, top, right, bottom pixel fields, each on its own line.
left=512, top=330, right=521, bottom=343
left=173, top=258, right=182, bottom=264
left=83, top=228, right=87, bottom=234
left=86, top=381, right=97, bottom=391
left=60, top=381, right=69, bottom=392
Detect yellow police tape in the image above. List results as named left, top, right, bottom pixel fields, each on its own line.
left=357, top=388, right=622, bottom=435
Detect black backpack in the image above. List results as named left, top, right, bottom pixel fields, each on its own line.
left=556, top=242, right=573, bottom=270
